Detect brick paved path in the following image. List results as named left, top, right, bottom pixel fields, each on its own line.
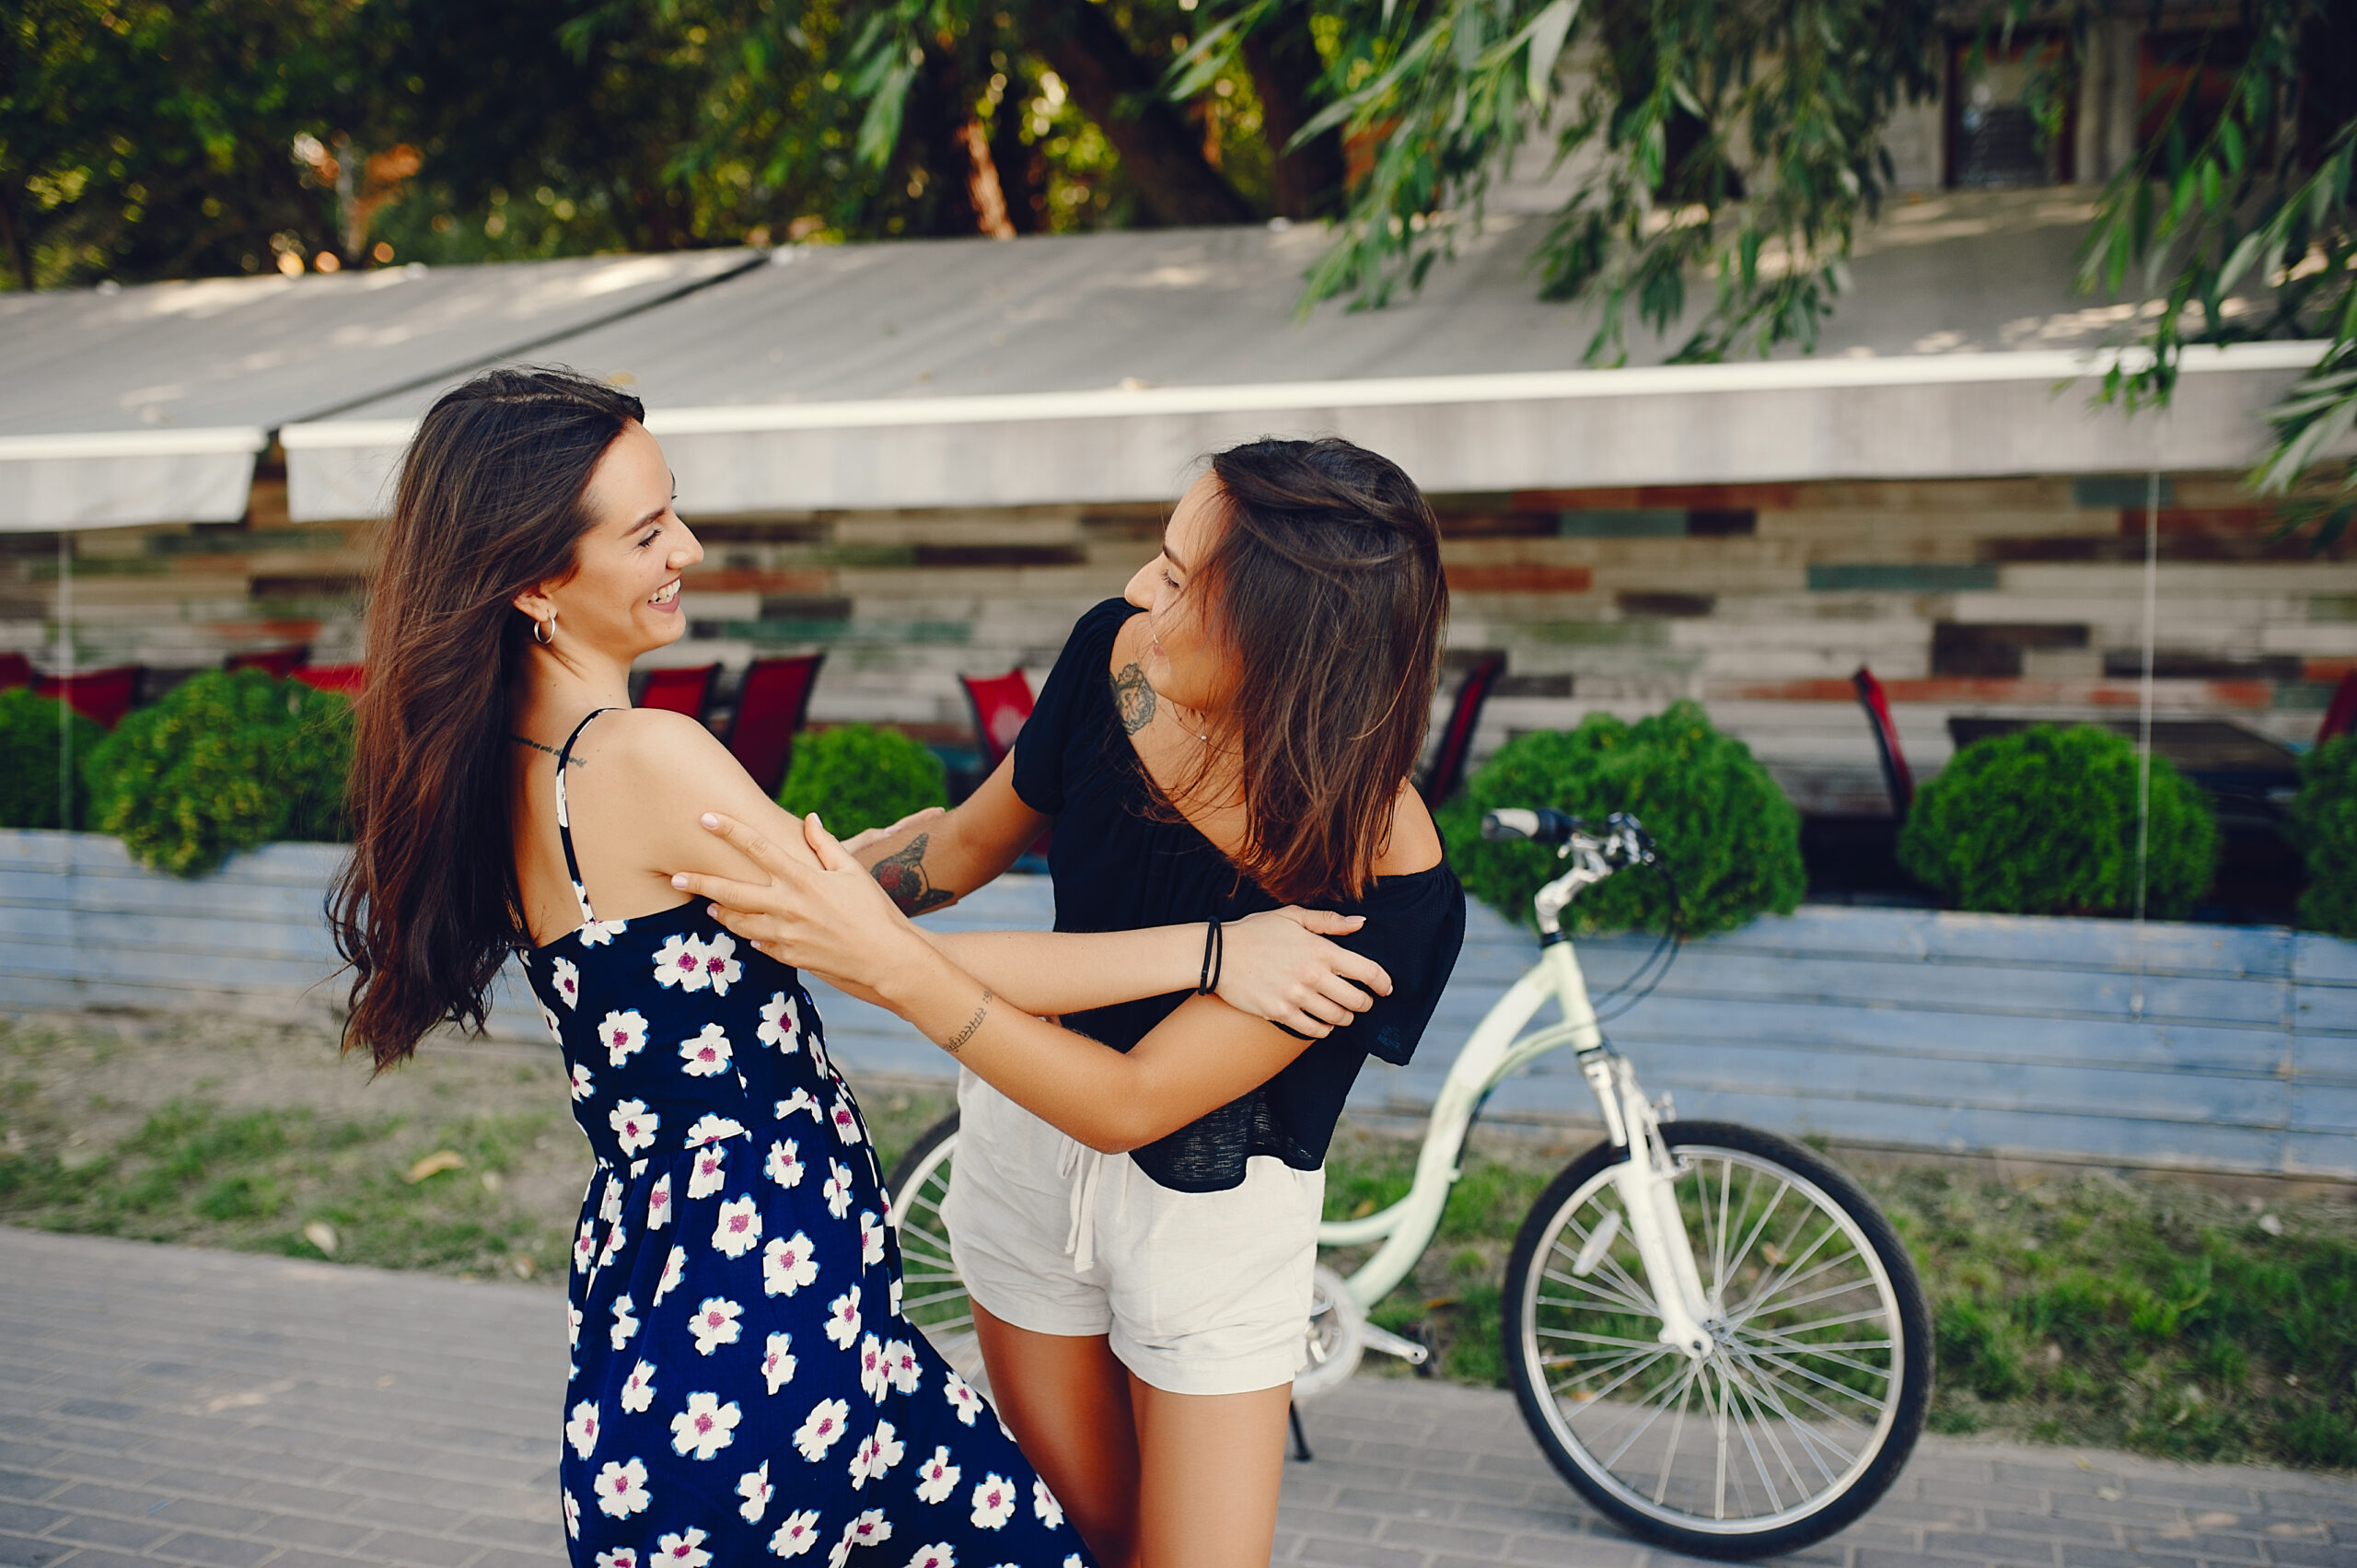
left=2, top=1229, right=2350, bottom=1568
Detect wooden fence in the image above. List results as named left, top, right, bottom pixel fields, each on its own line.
left=4, top=829, right=2350, bottom=1180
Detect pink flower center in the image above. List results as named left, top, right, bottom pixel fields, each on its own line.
left=695, top=1414, right=713, bottom=1434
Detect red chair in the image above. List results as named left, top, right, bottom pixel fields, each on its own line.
left=35, top=666, right=141, bottom=728
left=1852, top=666, right=1914, bottom=817
left=959, top=668, right=1036, bottom=772
left=0, top=652, right=30, bottom=691
left=726, top=654, right=826, bottom=796
left=2318, top=668, right=2357, bottom=745
left=640, top=664, right=719, bottom=721
left=292, top=664, right=366, bottom=697
left=226, top=645, right=310, bottom=679
left=1419, top=654, right=1506, bottom=806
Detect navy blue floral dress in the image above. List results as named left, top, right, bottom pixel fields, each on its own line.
left=519, top=711, right=1092, bottom=1568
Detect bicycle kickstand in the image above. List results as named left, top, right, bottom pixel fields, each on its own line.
left=1288, top=1401, right=1314, bottom=1463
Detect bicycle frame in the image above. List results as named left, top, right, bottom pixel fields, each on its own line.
left=1319, top=842, right=1717, bottom=1360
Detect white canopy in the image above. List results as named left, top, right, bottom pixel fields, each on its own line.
left=0, top=250, right=756, bottom=531
left=282, top=192, right=2333, bottom=519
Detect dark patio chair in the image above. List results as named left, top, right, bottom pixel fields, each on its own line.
left=226, top=645, right=310, bottom=679
left=0, top=652, right=29, bottom=691
left=293, top=664, right=366, bottom=698
left=958, top=668, right=1036, bottom=773
left=638, top=663, right=719, bottom=722
left=1852, top=666, right=1914, bottom=817
left=2320, top=668, right=2357, bottom=746
left=1418, top=654, right=1506, bottom=806
left=35, top=666, right=142, bottom=728
left=726, top=654, right=826, bottom=796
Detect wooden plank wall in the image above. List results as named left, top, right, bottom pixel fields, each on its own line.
left=6, top=830, right=2350, bottom=1180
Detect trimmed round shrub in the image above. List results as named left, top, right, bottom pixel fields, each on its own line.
left=776, top=723, right=948, bottom=840
left=0, top=688, right=104, bottom=829
left=82, top=669, right=354, bottom=876
left=1436, top=700, right=1805, bottom=936
left=2292, top=733, right=2357, bottom=937
left=1898, top=724, right=2218, bottom=919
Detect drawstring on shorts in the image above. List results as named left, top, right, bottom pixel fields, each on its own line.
left=1056, top=1137, right=1111, bottom=1275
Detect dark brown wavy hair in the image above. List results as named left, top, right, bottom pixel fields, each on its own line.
left=1194, top=437, right=1448, bottom=902
left=331, top=367, right=644, bottom=1071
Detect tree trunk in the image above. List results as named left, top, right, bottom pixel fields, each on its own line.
left=1026, top=0, right=1256, bottom=226
left=0, top=177, right=33, bottom=291
left=903, top=47, right=989, bottom=236
left=991, top=78, right=1048, bottom=233
left=1242, top=15, right=1344, bottom=219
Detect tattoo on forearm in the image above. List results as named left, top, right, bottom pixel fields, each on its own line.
left=872, top=831, right=956, bottom=915
left=1112, top=662, right=1156, bottom=735
left=941, top=989, right=993, bottom=1056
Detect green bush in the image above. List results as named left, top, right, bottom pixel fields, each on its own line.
left=2292, top=734, right=2357, bottom=937
left=1436, top=701, right=1805, bottom=936
left=1898, top=724, right=2218, bottom=918
left=0, top=689, right=104, bottom=830
left=82, top=669, right=354, bottom=876
left=776, top=723, right=948, bottom=840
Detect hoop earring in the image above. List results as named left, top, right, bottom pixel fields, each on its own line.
left=532, top=615, right=555, bottom=646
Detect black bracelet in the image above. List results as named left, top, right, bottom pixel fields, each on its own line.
left=1198, top=917, right=1225, bottom=995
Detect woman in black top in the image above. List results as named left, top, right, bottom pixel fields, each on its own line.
left=676, top=438, right=1466, bottom=1567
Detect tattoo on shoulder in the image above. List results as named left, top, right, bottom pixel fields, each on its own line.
left=871, top=831, right=956, bottom=915
left=1111, top=662, right=1156, bottom=736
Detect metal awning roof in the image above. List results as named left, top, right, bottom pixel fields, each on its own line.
left=0, top=250, right=755, bottom=530
left=281, top=191, right=2335, bottom=518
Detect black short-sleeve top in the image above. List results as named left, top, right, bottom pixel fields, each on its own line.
left=1012, top=598, right=1468, bottom=1193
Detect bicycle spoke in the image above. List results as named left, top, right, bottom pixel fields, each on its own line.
left=1538, top=1265, right=1658, bottom=1319
left=1735, top=1240, right=1864, bottom=1324
left=1717, top=1360, right=1786, bottom=1516
left=1729, top=1340, right=1887, bottom=1426
left=1738, top=1302, right=1893, bottom=1339
left=1537, top=1327, right=1670, bottom=1352
left=1718, top=1351, right=1815, bottom=1501
left=1720, top=1179, right=1789, bottom=1299
left=1652, top=1364, right=1701, bottom=1507
left=1590, top=1353, right=1686, bottom=1468
left=1724, top=1344, right=1875, bottom=1447
left=1557, top=1208, right=1660, bottom=1313
left=1733, top=1322, right=1895, bottom=1381
left=1730, top=1208, right=1842, bottom=1321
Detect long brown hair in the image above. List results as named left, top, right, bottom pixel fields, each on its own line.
left=1196, top=437, right=1447, bottom=902
left=331, top=367, right=644, bottom=1070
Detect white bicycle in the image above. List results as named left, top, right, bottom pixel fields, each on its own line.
left=887, top=808, right=1930, bottom=1560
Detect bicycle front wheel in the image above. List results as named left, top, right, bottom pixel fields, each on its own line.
left=1504, top=1121, right=1930, bottom=1560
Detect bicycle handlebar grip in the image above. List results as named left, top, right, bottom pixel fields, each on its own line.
left=1480, top=807, right=1583, bottom=844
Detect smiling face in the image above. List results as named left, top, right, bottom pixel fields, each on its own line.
left=1123, top=472, right=1234, bottom=715
left=514, top=421, right=702, bottom=662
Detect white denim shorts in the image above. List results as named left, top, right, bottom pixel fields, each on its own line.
left=938, top=1069, right=1324, bottom=1398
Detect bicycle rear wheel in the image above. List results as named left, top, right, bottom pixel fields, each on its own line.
left=884, top=1112, right=989, bottom=1391
left=1503, top=1121, right=1929, bottom=1560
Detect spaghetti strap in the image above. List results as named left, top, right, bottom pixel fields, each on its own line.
left=552, top=708, right=615, bottom=926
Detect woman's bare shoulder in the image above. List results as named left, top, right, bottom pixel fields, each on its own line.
left=1107, top=606, right=1150, bottom=672
left=1373, top=779, right=1445, bottom=876
left=576, top=708, right=766, bottom=814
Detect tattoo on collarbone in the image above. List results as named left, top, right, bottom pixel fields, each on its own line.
left=942, top=989, right=993, bottom=1056
left=510, top=735, right=584, bottom=768
left=1112, top=661, right=1156, bottom=735
left=872, top=831, right=956, bottom=915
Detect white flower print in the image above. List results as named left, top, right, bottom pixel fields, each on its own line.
left=884, top=1338, right=922, bottom=1397
left=573, top=1218, right=597, bottom=1275
left=654, top=932, right=711, bottom=991
left=860, top=1210, right=885, bottom=1269
left=857, top=1333, right=888, bottom=1404
left=762, top=1232, right=818, bottom=1297
left=903, top=1547, right=955, bottom=1568
left=646, top=1172, right=672, bottom=1230
left=598, top=1217, right=627, bottom=1271
left=761, top=1331, right=797, bottom=1394
left=827, top=1094, right=864, bottom=1148
left=913, top=1446, right=960, bottom=1505
left=652, top=1527, right=711, bottom=1567
left=540, top=1003, right=565, bottom=1044
left=699, top=930, right=743, bottom=994
left=619, top=1359, right=656, bottom=1413
left=766, top=1139, right=805, bottom=1190
left=599, top=1008, right=647, bottom=1065
left=653, top=1244, right=688, bottom=1306
left=689, top=1296, right=744, bottom=1356
left=757, top=991, right=800, bottom=1051
left=609, top=1099, right=658, bottom=1157
left=686, top=1143, right=728, bottom=1202
left=599, top=1173, right=625, bottom=1225
left=685, top=1112, right=747, bottom=1148
left=840, top=1508, right=890, bottom=1554
left=736, top=1460, right=772, bottom=1524
left=565, top=1400, right=601, bottom=1459
left=770, top=1507, right=821, bottom=1557
left=970, top=1474, right=1016, bottom=1529
left=774, top=1088, right=819, bottom=1123
left=711, top=1193, right=762, bottom=1259
left=821, top=1160, right=853, bottom=1220
left=578, top=916, right=626, bottom=947
left=793, top=1397, right=851, bottom=1462
left=563, top=1490, right=581, bottom=1540
left=569, top=1063, right=595, bottom=1103
left=1032, top=1478, right=1065, bottom=1528
left=942, top=1371, right=983, bottom=1426
left=610, top=1294, right=639, bottom=1350
left=847, top=1421, right=903, bottom=1492
left=670, top=1391, right=740, bottom=1460
left=567, top=1303, right=583, bottom=1348
left=679, top=1022, right=733, bottom=1078
left=594, top=1551, right=637, bottom=1568
left=823, top=1283, right=862, bottom=1348
left=806, top=1025, right=831, bottom=1079
left=552, top=955, right=581, bottom=1009
left=890, top=1275, right=903, bottom=1317
left=593, top=1456, right=651, bottom=1517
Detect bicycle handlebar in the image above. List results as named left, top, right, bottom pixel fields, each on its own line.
left=1480, top=807, right=1585, bottom=844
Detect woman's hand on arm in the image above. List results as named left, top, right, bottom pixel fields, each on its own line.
left=848, top=754, right=1047, bottom=916
left=1215, top=908, right=1392, bottom=1036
